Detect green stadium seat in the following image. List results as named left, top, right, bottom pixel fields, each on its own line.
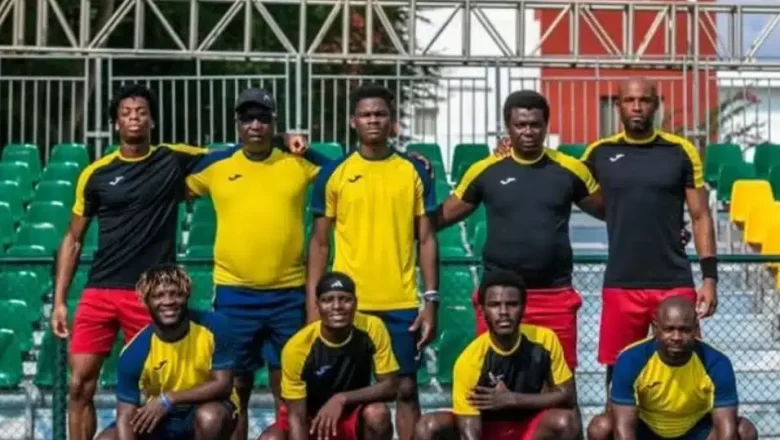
left=1, top=246, right=53, bottom=291
left=11, top=223, right=60, bottom=253
left=33, top=180, right=75, bottom=206
left=435, top=182, right=451, bottom=204
left=2, top=144, right=36, bottom=156
left=440, top=245, right=468, bottom=259
left=0, top=183, right=23, bottom=223
left=81, top=222, right=99, bottom=256
left=437, top=227, right=463, bottom=248
left=189, top=222, right=216, bottom=247
left=717, top=164, right=758, bottom=203
left=311, top=142, right=344, bottom=160
left=0, top=300, right=33, bottom=353
left=466, top=206, right=486, bottom=240
left=753, top=143, right=780, bottom=178
left=190, top=298, right=213, bottom=311
left=0, top=203, right=13, bottom=249
left=2, top=147, right=41, bottom=180
left=0, top=270, right=46, bottom=313
left=192, top=199, right=216, bottom=224
left=104, top=144, right=119, bottom=155
left=40, top=162, right=81, bottom=184
left=439, top=267, right=475, bottom=306
left=254, top=367, right=269, bottom=389
left=557, top=143, right=587, bottom=159
left=184, top=246, right=214, bottom=259
left=34, top=330, right=60, bottom=387
left=768, top=166, right=780, bottom=200
left=0, top=161, right=34, bottom=202
left=0, top=329, right=22, bottom=388
left=99, top=338, right=123, bottom=388
left=207, top=143, right=234, bottom=150
left=406, top=143, right=444, bottom=164
left=471, top=223, right=487, bottom=256
left=704, top=143, right=743, bottom=184
left=190, top=271, right=214, bottom=302
left=67, top=268, right=89, bottom=302
left=22, top=201, right=69, bottom=233
left=434, top=329, right=472, bottom=385
left=50, top=143, right=89, bottom=168
left=452, top=143, right=489, bottom=175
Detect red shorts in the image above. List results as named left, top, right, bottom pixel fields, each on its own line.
left=456, top=410, right=547, bottom=440
left=273, top=404, right=362, bottom=440
left=70, top=288, right=152, bottom=355
left=473, top=287, right=582, bottom=369
left=597, top=287, right=697, bottom=365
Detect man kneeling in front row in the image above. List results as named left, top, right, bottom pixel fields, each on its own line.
left=98, top=264, right=239, bottom=440
left=588, top=296, right=757, bottom=440
left=259, top=271, right=399, bottom=440
left=415, top=270, right=579, bottom=440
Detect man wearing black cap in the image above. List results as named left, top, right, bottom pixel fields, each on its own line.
left=259, top=271, right=399, bottom=440
left=186, top=88, right=331, bottom=440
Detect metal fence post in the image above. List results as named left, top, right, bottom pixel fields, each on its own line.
left=51, top=251, right=67, bottom=440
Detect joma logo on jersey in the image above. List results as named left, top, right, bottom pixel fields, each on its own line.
left=154, top=360, right=168, bottom=371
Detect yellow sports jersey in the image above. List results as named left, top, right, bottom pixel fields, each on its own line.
left=611, top=337, right=739, bottom=438
left=280, top=312, right=399, bottom=414
left=186, top=146, right=320, bottom=288
left=116, top=310, right=240, bottom=411
left=310, top=151, right=436, bottom=311
left=453, top=324, right=572, bottom=421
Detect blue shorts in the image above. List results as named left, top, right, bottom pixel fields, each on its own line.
left=362, top=308, right=420, bottom=377
left=104, top=401, right=236, bottom=440
left=214, top=285, right=306, bottom=372
left=637, top=415, right=712, bottom=440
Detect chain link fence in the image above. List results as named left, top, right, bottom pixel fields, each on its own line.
left=0, top=255, right=778, bottom=439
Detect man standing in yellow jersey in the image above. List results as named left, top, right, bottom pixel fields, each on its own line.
left=185, top=88, right=329, bottom=440
left=306, top=83, right=439, bottom=440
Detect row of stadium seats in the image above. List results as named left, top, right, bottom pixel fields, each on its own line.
left=702, top=142, right=780, bottom=203
left=729, top=180, right=780, bottom=283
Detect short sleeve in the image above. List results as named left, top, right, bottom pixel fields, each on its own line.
left=165, top=144, right=208, bottom=174
left=72, top=166, right=99, bottom=217
left=679, top=141, right=705, bottom=189
left=410, top=157, right=436, bottom=216
left=452, top=342, right=483, bottom=416
left=116, top=330, right=151, bottom=405
left=707, top=352, right=739, bottom=408
left=610, top=349, right=646, bottom=406
left=297, top=157, right=321, bottom=182
left=310, top=161, right=341, bottom=218
left=453, top=160, right=493, bottom=205
left=203, top=312, right=235, bottom=370
left=580, top=141, right=602, bottom=178
left=186, top=148, right=235, bottom=196
left=555, top=152, right=599, bottom=202
left=280, top=335, right=309, bottom=401
left=540, top=330, right=573, bottom=386
left=366, top=316, right=400, bottom=376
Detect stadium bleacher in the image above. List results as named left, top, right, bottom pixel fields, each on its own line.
left=1, top=141, right=780, bottom=437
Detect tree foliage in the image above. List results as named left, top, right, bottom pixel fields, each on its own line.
left=0, top=0, right=438, bottom=149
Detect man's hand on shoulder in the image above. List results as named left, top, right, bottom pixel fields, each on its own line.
left=278, top=133, right=308, bottom=155
left=493, top=137, right=511, bottom=157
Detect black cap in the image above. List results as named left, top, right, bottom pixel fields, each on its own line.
left=235, top=88, right=276, bottom=113
left=316, top=271, right=356, bottom=297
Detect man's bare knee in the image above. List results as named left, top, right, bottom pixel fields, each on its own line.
left=195, top=403, right=232, bottom=429
left=68, top=354, right=103, bottom=403
left=587, top=414, right=613, bottom=440
left=362, top=403, right=392, bottom=434
left=95, top=427, right=118, bottom=440
left=737, top=417, right=758, bottom=440
left=257, top=426, right=286, bottom=440
left=543, top=409, right=579, bottom=440
left=414, top=412, right=456, bottom=440
left=396, top=376, right=418, bottom=402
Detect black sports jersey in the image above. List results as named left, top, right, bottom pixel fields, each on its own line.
left=582, top=131, right=703, bottom=288
left=452, top=325, right=572, bottom=422
left=280, top=313, right=399, bottom=415
left=73, top=145, right=206, bottom=289
left=453, top=149, right=598, bottom=288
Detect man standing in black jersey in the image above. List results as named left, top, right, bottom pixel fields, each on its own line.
left=580, top=78, right=717, bottom=392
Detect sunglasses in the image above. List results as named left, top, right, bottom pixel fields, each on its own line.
left=237, top=111, right=274, bottom=124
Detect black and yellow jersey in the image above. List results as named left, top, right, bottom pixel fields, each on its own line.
left=280, top=312, right=399, bottom=415
left=612, top=337, right=738, bottom=438
left=454, top=149, right=598, bottom=288
left=452, top=324, right=573, bottom=422
left=116, top=310, right=240, bottom=412
left=73, top=145, right=206, bottom=289
left=582, top=131, right=703, bottom=288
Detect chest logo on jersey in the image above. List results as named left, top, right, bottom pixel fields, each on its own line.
left=109, top=176, right=124, bottom=186
left=499, top=177, right=516, bottom=185
left=315, top=365, right=332, bottom=376
left=348, top=175, right=363, bottom=183
left=488, top=372, right=505, bottom=386
left=153, top=360, right=168, bottom=371
left=609, top=153, right=625, bottom=162
left=228, top=174, right=242, bottom=181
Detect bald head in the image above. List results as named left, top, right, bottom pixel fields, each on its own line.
left=656, top=296, right=696, bottom=325
left=618, top=77, right=658, bottom=100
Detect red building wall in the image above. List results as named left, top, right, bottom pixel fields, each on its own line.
left=538, top=0, right=719, bottom=144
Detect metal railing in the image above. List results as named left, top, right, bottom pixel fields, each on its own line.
left=0, top=254, right=778, bottom=439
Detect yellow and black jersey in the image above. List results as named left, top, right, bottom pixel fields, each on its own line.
left=582, top=131, right=703, bottom=288
left=116, top=310, right=240, bottom=412
left=73, top=145, right=206, bottom=289
left=280, top=312, right=399, bottom=415
left=452, top=324, right=572, bottom=422
left=612, top=337, right=738, bottom=438
left=454, top=149, right=598, bottom=288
